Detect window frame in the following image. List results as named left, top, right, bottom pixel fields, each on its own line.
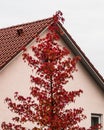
left=91, top=113, right=103, bottom=130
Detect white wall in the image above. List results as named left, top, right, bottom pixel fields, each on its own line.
left=59, top=36, right=104, bottom=128
left=65, top=61, right=104, bottom=128
left=0, top=31, right=104, bottom=129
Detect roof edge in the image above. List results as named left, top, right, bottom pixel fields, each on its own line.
left=0, top=17, right=53, bottom=31
left=57, top=22, right=104, bottom=91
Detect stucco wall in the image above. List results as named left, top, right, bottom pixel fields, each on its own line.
left=0, top=31, right=104, bottom=129
left=65, top=61, right=104, bottom=128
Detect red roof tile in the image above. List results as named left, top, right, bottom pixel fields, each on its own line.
left=0, top=17, right=53, bottom=70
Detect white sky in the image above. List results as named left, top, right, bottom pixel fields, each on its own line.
left=0, top=0, right=104, bottom=77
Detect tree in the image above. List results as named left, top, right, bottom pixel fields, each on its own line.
left=1, top=11, right=101, bottom=130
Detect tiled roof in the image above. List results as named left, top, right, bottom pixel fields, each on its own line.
left=0, top=17, right=53, bottom=70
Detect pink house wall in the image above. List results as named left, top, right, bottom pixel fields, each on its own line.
left=0, top=31, right=104, bottom=129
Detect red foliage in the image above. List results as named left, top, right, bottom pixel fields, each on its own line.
left=1, top=11, right=101, bottom=130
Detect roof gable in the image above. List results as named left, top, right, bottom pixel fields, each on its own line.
left=0, top=17, right=104, bottom=91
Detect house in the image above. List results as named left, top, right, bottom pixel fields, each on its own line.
left=0, top=16, right=104, bottom=129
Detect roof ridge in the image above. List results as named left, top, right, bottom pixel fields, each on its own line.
left=0, top=17, right=53, bottom=31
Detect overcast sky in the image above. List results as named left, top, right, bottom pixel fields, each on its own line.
left=0, top=0, right=104, bottom=77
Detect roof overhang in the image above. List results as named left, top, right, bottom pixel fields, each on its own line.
left=57, top=23, right=104, bottom=91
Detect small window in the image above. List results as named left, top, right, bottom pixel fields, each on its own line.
left=91, top=114, right=102, bottom=130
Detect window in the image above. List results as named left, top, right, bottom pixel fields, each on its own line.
left=91, top=114, right=102, bottom=130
